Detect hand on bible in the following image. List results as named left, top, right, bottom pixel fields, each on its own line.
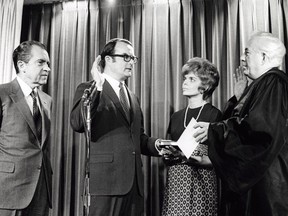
left=160, top=144, right=185, bottom=162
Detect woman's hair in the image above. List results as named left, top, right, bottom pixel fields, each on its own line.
left=182, top=57, right=219, bottom=100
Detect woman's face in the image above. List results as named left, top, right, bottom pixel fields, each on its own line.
left=182, top=72, right=203, bottom=97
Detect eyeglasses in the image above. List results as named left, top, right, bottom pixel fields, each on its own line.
left=109, top=54, right=138, bottom=64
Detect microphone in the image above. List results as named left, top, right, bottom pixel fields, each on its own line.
left=82, top=81, right=96, bottom=100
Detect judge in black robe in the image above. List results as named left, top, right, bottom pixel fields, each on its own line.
left=194, top=32, right=288, bottom=216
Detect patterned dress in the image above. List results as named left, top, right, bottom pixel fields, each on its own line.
left=162, top=103, right=222, bottom=216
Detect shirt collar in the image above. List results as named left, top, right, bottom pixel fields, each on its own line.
left=16, top=76, right=38, bottom=97
left=102, top=73, right=124, bottom=92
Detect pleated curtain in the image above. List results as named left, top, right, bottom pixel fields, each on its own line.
left=1, top=0, right=287, bottom=215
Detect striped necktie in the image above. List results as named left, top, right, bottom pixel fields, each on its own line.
left=31, top=91, right=42, bottom=142
left=119, top=83, right=130, bottom=122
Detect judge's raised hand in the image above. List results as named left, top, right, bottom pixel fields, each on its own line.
left=233, top=66, right=250, bottom=100
left=193, top=122, right=210, bottom=143
left=91, top=55, right=105, bottom=86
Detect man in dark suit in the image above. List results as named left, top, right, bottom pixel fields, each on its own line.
left=70, top=38, right=160, bottom=216
left=0, top=41, right=52, bottom=216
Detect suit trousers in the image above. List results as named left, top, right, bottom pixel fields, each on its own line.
left=0, top=166, right=50, bottom=216
left=89, top=176, right=144, bottom=216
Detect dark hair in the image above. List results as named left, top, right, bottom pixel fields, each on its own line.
left=182, top=57, right=219, bottom=100
left=99, top=38, right=133, bottom=69
left=13, top=40, right=46, bottom=74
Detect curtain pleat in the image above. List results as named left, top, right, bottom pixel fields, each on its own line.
left=226, top=0, right=240, bottom=100
left=0, top=0, right=23, bottom=84
left=211, top=0, right=225, bottom=108
left=15, top=0, right=288, bottom=215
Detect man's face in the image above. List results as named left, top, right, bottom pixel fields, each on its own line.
left=240, top=40, right=264, bottom=80
left=20, top=45, right=50, bottom=88
left=182, top=72, right=203, bottom=97
left=106, top=42, right=136, bottom=81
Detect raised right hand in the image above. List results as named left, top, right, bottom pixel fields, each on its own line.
left=233, top=66, right=248, bottom=100
left=91, top=55, right=105, bottom=86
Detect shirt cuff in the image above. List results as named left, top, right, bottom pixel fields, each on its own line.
left=155, top=139, right=162, bottom=155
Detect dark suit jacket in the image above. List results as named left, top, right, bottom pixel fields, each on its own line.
left=0, top=79, right=52, bottom=209
left=70, top=80, right=158, bottom=196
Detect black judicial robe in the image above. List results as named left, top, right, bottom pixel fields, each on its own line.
left=208, top=68, right=288, bottom=216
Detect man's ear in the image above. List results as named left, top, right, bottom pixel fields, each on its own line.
left=105, top=55, right=112, bottom=63
left=17, top=60, right=26, bottom=72
left=262, top=53, right=267, bottom=64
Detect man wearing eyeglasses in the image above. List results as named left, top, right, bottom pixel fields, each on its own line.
left=194, top=32, right=288, bottom=216
left=70, top=38, right=160, bottom=216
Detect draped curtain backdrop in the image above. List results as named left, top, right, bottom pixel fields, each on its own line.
left=0, top=0, right=23, bottom=83
left=7, top=0, right=288, bottom=215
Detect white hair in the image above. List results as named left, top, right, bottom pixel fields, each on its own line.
left=248, top=31, right=286, bottom=68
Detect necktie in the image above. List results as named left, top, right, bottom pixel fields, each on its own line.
left=119, top=83, right=130, bottom=122
left=31, top=91, right=42, bottom=142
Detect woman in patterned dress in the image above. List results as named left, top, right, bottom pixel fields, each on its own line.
left=160, top=57, right=222, bottom=216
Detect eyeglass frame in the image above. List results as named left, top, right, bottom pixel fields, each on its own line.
left=109, top=54, right=138, bottom=63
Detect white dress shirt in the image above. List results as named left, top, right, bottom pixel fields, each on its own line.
left=17, top=76, right=42, bottom=114
left=102, top=73, right=130, bottom=107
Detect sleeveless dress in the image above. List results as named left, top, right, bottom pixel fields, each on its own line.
left=161, top=103, right=222, bottom=216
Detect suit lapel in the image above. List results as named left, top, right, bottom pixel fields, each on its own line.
left=9, top=79, right=40, bottom=146
left=38, top=90, right=51, bottom=148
